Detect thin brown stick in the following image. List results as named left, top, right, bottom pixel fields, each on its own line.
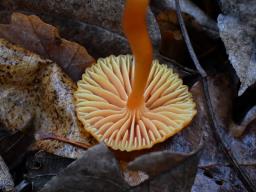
left=158, top=53, right=198, bottom=74
left=174, top=0, right=256, bottom=191
left=38, top=133, right=92, bottom=149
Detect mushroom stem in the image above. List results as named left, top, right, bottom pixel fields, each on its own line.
left=122, top=0, right=153, bottom=110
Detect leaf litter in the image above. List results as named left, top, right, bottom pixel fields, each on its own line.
left=0, top=0, right=255, bottom=191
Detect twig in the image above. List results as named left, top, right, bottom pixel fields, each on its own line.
left=174, top=0, right=256, bottom=191
left=38, top=133, right=92, bottom=149
left=174, top=0, right=207, bottom=78
left=157, top=53, right=198, bottom=75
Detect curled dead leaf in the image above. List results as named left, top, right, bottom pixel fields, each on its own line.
left=0, top=12, right=95, bottom=81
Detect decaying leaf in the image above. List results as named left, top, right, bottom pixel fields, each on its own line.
left=207, top=74, right=256, bottom=179
left=127, top=148, right=200, bottom=177
left=155, top=11, right=186, bottom=64
left=218, top=0, right=256, bottom=28
left=151, top=0, right=219, bottom=38
left=190, top=79, right=227, bottom=167
left=24, top=151, right=74, bottom=191
left=0, top=155, right=14, bottom=192
left=192, top=166, right=247, bottom=192
left=0, top=12, right=95, bottom=81
left=152, top=0, right=219, bottom=66
left=40, top=142, right=202, bottom=192
left=217, top=1, right=256, bottom=96
left=45, top=15, right=131, bottom=59
left=0, top=10, right=130, bottom=59
left=40, top=144, right=129, bottom=192
left=229, top=106, right=256, bottom=137
left=191, top=74, right=256, bottom=191
left=0, top=117, right=35, bottom=169
left=0, top=0, right=160, bottom=50
left=0, top=38, right=96, bottom=158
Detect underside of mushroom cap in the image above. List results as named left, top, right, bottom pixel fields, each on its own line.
left=75, top=55, right=196, bottom=151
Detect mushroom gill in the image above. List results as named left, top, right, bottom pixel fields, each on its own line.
left=75, top=55, right=196, bottom=151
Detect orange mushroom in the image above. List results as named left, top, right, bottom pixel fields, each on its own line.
left=75, top=0, right=196, bottom=151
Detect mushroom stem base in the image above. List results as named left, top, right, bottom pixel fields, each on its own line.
left=127, top=94, right=145, bottom=110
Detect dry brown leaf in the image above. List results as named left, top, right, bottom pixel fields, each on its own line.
left=0, top=38, right=96, bottom=158
left=0, top=12, right=95, bottom=81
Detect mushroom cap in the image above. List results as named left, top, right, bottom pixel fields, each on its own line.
left=75, top=55, right=196, bottom=151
